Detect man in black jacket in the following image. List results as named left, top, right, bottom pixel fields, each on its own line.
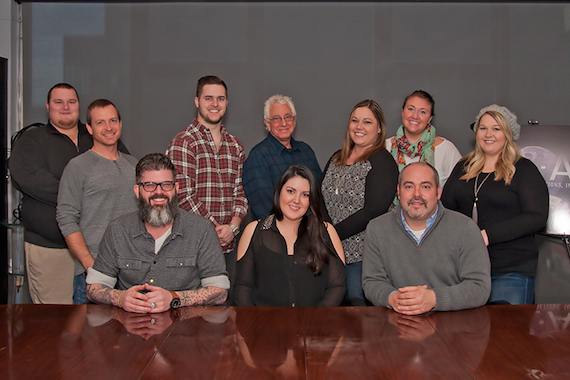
left=9, top=83, right=129, bottom=304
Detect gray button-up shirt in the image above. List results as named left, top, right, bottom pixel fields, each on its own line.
left=92, top=209, right=229, bottom=291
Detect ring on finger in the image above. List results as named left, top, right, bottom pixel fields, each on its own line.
left=151, top=302, right=156, bottom=309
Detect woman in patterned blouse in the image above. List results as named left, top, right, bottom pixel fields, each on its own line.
left=321, top=100, right=399, bottom=305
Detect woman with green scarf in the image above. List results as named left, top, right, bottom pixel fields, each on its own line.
left=386, top=90, right=461, bottom=187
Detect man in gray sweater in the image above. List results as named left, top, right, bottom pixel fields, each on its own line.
left=57, top=99, right=138, bottom=304
left=362, top=162, right=491, bottom=315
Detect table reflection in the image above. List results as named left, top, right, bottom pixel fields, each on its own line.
left=426, top=306, right=490, bottom=376
left=142, top=307, right=234, bottom=379
left=304, top=307, right=366, bottom=378
left=234, top=307, right=305, bottom=379
left=359, top=308, right=475, bottom=379
left=2, top=304, right=570, bottom=379
left=527, top=304, right=570, bottom=379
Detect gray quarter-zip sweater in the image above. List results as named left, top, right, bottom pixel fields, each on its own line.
left=362, top=201, right=491, bottom=311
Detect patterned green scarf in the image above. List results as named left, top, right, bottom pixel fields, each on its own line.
left=389, top=124, right=436, bottom=171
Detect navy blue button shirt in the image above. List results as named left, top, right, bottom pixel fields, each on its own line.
left=243, top=134, right=321, bottom=219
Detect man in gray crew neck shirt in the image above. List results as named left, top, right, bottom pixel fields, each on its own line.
left=57, top=99, right=138, bottom=304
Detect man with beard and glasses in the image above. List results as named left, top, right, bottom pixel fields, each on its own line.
left=57, top=99, right=138, bottom=305
left=86, top=154, right=229, bottom=313
left=9, top=84, right=129, bottom=304
left=362, top=162, right=491, bottom=315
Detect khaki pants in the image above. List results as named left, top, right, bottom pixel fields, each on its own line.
left=25, top=242, right=75, bottom=304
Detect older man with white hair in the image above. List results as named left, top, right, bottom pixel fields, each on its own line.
left=243, top=94, right=321, bottom=220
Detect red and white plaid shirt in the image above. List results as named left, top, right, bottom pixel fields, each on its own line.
left=166, top=118, right=248, bottom=251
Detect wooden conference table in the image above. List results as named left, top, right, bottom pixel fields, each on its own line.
left=1, top=304, right=569, bottom=379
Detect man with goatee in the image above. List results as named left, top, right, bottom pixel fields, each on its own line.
left=86, top=154, right=229, bottom=313
left=362, top=162, right=491, bottom=315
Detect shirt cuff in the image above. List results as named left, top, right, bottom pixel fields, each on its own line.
left=58, top=223, right=80, bottom=238
left=387, top=290, right=398, bottom=309
left=86, top=267, right=117, bottom=289
left=201, top=275, right=230, bottom=290
left=232, top=206, right=248, bottom=220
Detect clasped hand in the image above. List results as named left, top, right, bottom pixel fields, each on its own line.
left=388, top=285, right=436, bottom=315
left=215, top=224, right=234, bottom=247
left=119, top=283, right=173, bottom=314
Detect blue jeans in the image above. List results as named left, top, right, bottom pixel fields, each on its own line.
left=345, top=261, right=365, bottom=304
left=73, top=273, right=88, bottom=305
left=489, top=273, right=535, bottom=305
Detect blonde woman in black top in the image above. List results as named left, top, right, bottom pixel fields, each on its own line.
left=442, top=105, right=548, bottom=305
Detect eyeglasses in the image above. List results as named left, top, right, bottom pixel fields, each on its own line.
left=138, top=181, right=176, bottom=192
left=269, top=114, right=294, bottom=125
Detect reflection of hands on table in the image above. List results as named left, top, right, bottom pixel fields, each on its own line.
left=390, top=313, right=435, bottom=342
left=115, top=310, right=173, bottom=340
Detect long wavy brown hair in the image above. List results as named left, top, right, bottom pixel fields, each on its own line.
left=333, top=99, right=387, bottom=166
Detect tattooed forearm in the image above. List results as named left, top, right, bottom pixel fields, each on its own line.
left=86, top=283, right=122, bottom=307
left=178, top=286, right=228, bottom=306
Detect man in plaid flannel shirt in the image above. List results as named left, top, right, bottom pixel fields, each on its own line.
left=166, top=76, right=247, bottom=254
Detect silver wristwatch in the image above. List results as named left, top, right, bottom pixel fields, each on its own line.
left=229, top=223, right=240, bottom=237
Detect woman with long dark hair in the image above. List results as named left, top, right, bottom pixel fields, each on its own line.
left=234, top=165, right=346, bottom=307
left=321, top=99, right=398, bottom=304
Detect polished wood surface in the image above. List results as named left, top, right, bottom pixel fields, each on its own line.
left=1, top=304, right=569, bottom=379
left=427, top=305, right=570, bottom=379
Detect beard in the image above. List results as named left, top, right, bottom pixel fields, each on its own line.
left=198, top=107, right=225, bottom=125
left=404, top=197, right=430, bottom=219
left=138, top=192, right=180, bottom=227
left=54, top=116, right=78, bottom=129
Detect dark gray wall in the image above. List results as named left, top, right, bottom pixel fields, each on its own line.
left=22, top=2, right=570, bottom=165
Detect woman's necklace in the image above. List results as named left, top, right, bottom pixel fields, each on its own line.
left=472, top=172, right=493, bottom=224
left=334, top=165, right=351, bottom=195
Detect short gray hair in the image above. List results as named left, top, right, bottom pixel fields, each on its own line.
left=264, top=94, right=296, bottom=120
